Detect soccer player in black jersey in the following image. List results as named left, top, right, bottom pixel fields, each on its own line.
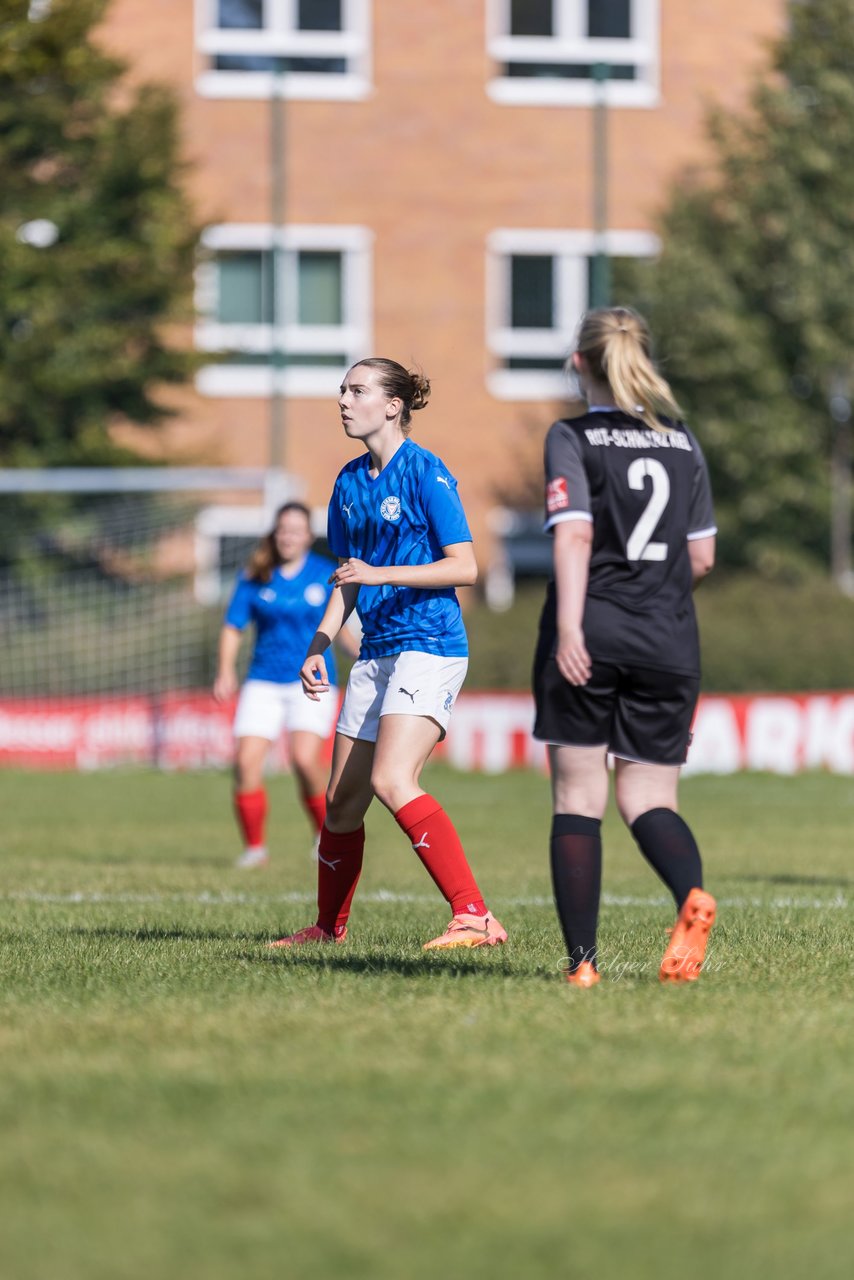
left=532, top=307, right=718, bottom=986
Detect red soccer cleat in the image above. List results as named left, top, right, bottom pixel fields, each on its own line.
left=268, top=924, right=347, bottom=948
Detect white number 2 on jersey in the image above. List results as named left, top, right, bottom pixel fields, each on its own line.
left=626, top=458, right=670, bottom=562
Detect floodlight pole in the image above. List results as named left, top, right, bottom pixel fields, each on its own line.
left=589, top=62, right=611, bottom=309
left=270, top=59, right=287, bottom=475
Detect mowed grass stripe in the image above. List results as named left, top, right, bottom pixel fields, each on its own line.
left=1, top=887, right=849, bottom=909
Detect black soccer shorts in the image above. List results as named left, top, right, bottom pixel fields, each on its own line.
left=533, top=653, right=700, bottom=767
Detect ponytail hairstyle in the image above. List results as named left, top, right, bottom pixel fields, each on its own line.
left=351, top=357, right=431, bottom=434
left=571, top=306, right=681, bottom=432
left=245, top=501, right=312, bottom=583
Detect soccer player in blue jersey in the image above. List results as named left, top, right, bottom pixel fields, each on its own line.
left=269, top=358, right=507, bottom=950
left=214, top=502, right=357, bottom=868
left=533, top=308, right=717, bottom=987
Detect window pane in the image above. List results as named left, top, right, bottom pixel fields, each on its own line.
left=588, top=0, right=631, bottom=39
left=298, top=0, right=342, bottom=31
left=507, top=357, right=565, bottom=370
left=511, top=255, right=554, bottom=329
left=217, top=252, right=272, bottom=324
left=222, top=352, right=346, bottom=366
left=510, top=0, right=553, bottom=37
left=214, top=54, right=347, bottom=72
left=298, top=252, right=342, bottom=325
left=505, top=61, right=636, bottom=79
left=218, top=0, right=264, bottom=30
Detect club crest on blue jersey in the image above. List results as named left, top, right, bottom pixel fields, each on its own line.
left=380, top=495, right=402, bottom=522
left=260, top=587, right=276, bottom=603
left=304, top=583, right=326, bottom=607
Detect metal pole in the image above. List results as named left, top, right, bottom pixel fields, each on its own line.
left=829, top=372, right=854, bottom=595
left=589, top=62, right=610, bottom=309
left=270, top=60, right=286, bottom=472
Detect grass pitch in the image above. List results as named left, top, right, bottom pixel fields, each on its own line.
left=1, top=767, right=852, bottom=1280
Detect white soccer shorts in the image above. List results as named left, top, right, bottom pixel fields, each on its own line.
left=336, top=651, right=468, bottom=743
left=233, top=679, right=338, bottom=742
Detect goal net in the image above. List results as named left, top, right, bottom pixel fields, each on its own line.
left=0, top=468, right=306, bottom=769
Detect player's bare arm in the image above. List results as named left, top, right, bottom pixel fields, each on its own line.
left=688, top=535, right=715, bottom=588
left=334, top=620, right=362, bottom=660
left=553, top=520, right=593, bottom=687
left=331, top=541, right=477, bottom=590
left=213, top=624, right=242, bottom=703
left=300, top=570, right=359, bottom=699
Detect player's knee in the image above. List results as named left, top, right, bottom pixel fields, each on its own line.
left=615, top=796, right=636, bottom=828
left=553, top=779, right=606, bottom=819
left=614, top=778, right=641, bottom=827
left=290, top=750, right=316, bottom=785
left=234, top=759, right=259, bottom=792
left=369, top=765, right=405, bottom=813
left=325, top=782, right=361, bottom=830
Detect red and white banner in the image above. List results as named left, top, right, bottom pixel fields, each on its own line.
left=435, top=691, right=854, bottom=776
left=0, top=696, right=154, bottom=770
left=0, top=691, right=852, bottom=775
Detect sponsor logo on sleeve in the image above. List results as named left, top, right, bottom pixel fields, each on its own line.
left=546, top=477, right=570, bottom=513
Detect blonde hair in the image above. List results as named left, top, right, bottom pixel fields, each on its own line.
left=350, top=357, right=430, bottom=434
left=571, top=307, right=681, bottom=432
left=245, top=502, right=312, bottom=583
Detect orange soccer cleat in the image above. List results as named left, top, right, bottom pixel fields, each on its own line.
left=268, top=924, right=347, bottom=948
left=423, top=911, right=508, bottom=950
left=564, top=960, right=600, bottom=988
left=659, top=888, right=717, bottom=983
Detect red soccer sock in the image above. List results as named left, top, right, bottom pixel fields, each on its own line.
left=301, top=790, right=327, bottom=834
left=394, top=794, right=487, bottom=917
left=234, top=788, right=267, bottom=848
left=316, top=823, right=366, bottom=934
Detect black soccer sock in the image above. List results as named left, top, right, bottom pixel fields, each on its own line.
left=630, top=808, right=703, bottom=910
left=550, top=814, right=602, bottom=972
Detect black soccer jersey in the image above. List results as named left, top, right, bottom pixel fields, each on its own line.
left=541, top=408, right=716, bottom=676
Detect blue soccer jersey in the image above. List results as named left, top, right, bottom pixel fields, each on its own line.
left=224, top=550, right=339, bottom=685
left=326, top=439, right=471, bottom=659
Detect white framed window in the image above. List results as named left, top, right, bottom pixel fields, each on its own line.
left=196, top=224, right=372, bottom=397
left=486, top=0, right=659, bottom=108
left=486, top=228, right=659, bottom=400
left=195, top=0, right=371, bottom=100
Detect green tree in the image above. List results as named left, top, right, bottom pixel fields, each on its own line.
left=0, top=0, right=200, bottom=466
left=618, top=0, right=854, bottom=577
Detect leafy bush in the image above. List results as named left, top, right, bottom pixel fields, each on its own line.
left=464, top=576, right=854, bottom=693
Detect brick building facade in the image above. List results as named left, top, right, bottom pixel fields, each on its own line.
left=101, top=0, right=785, bottom=554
